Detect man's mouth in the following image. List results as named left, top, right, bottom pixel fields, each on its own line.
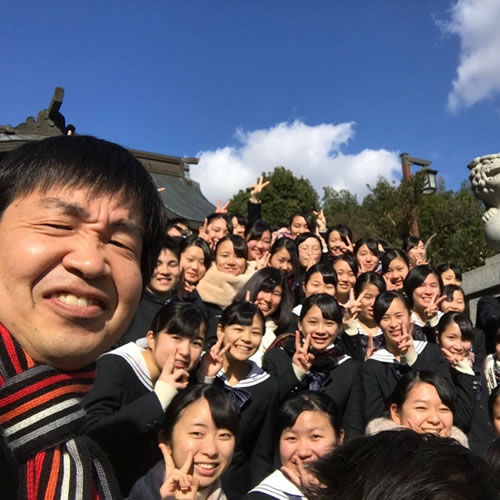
left=49, top=293, right=101, bottom=308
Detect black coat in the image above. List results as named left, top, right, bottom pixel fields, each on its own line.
left=262, top=336, right=364, bottom=440
left=82, top=347, right=166, bottom=496
left=215, top=366, right=280, bottom=500
left=361, top=341, right=476, bottom=432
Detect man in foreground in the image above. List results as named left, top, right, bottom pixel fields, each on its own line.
left=0, top=135, right=165, bottom=499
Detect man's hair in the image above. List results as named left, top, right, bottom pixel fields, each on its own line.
left=0, top=135, right=166, bottom=281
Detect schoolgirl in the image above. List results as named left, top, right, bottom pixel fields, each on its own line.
left=437, top=262, right=463, bottom=286
left=203, top=301, right=280, bottom=499
left=402, top=235, right=427, bottom=268
left=341, top=272, right=386, bottom=361
left=366, top=370, right=468, bottom=447
left=129, top=384, right=239, bottom=500
left=403, top=264, right=444, bottom=340
left=233, top=268, right=293, bottom=366
left=436, top=312, right=494, bottom=454
left=325, top=224, right=353, bottom=259
left=268, top=237, right=300, bottom=290
left=380, top=248, right=409, bottom=291
left=197, top=235, right=256, bottom=346
left=262, top=294, right=364, bottom=440
left=246, top=220, right=272, bottom=262
left=361, top=291, right=457, bottom=424
left=179, top=235, right=211, bottom=294
left=353, top=238, right=380, bottom=274
left=296, top=233, right=323, bottom=272
left=82, top=301, right=207, bottom=496
left=245, top=392, right=342, bottom=500
left=331, top=254, right=358, bottom=306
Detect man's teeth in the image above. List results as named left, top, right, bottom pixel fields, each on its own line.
left=52, top=293, right=98, bottom=307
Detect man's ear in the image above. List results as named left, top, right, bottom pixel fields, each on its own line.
left=337, top=429, right=345, bottom=445
left=389, top=403, right=402, bottom=425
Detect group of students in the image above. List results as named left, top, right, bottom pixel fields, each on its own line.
left=80, top=184, right=500, bottom=499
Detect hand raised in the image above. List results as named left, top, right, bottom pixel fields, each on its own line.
left=199, top=336, right=233, bottom=378
left=158, top=350, right=190, bottom=390
left=424, top=293, right=446, bottom=321
left=159, top=444, right=199, bottom=500
left=343, top=289, right=364, bottom=323
left=215, top=199, right=230, bottom=214
left=292, top=330, right=314, bottom=372
left=250, top=176, right=270, bottom=202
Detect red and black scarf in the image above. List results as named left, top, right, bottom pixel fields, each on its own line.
left=0, top=324, right=121, bottom=499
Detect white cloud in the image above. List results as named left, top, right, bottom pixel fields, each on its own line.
left=192, top=120, right=401, bottom=205
left=441, top=0, right=500, bottom=111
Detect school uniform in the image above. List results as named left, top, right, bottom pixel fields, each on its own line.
left=262, top=335, right=364, bottom=440
left=82, top=342, right=178, bottom=496
left=244, top=470, right=306, bottom=499
left=216, top=362, right=280, bottom=500
left=340, top=319, right=385, bottom=361
left=361, top=340, right=476, bottom=432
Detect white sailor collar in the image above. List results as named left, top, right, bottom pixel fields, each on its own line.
left=249, top=469, right=306, bottom=500
left=216, top=360, right=271, bottom=388
left=369, top=340, right=427, bottom=364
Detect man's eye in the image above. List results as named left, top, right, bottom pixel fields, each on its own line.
left=109, top=240, right=133, bottom=251
left=45, top=223, right=72, bottom=231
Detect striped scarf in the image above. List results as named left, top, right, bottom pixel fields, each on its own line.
left=0, top=324, right=121, bottom=500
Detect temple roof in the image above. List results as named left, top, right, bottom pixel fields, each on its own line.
left=0, top=87, right=214, bottom=226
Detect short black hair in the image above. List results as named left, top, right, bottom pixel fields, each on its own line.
left=437, top=311, right=473, bottom=342
left=325, top=224, right=352, bottom=250
left=215, top=234, right=248, bottom=260
left=288, top=212, right=317, bottom=233
left=231, top=213, right=248, bottom=228
left=354, top=238, right=380, bottom=259
left=219, top=301, right=265, bottom=331
left=0, top=135, right=166, bottom=281
left=441, top=284, right=465, bottom=302
left=436, top=262, right=463, bottom=282
left=206, top=213, right=233, bottom=234
left=245, top=219, right=271, bottom=242
left=389, top=370, right=455, bottom=413
left=234, top=268, right=292, bottom=331
left=150, top=301, right=206, bottom=339
left=381, top=248, right=409, bottom=274
left=402, top=235, right=423, bottom=253
left=332, top=253, right=358, bottom=276
left=161, top=235, right=181, bottom=260
left=161, top=384, right=239, bottom=444
left=403, top=264, right=442, bottom=309
left=269, top=237, right=300, bottom=282
left=306, top=430, right=500, bottom=500
left=277, top=391, right=342, bottom=442
left=304, top=263, right=338, bottom=288
left=295, top=232, right=323, bottom=250
left=354, top=272, right=386, bottom=298
left=373, top=291, right=410, bottom=324
left=179, top=235, right=212, bottom=269
left=300, top=293, right=343, bottom=324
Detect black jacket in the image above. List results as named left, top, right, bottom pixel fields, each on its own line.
left=262, top=335, right=364, bottom=440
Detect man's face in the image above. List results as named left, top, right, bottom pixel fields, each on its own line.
left=147, top=249, right=180, bottom=299
left=0, top=187, right=144, bottom=370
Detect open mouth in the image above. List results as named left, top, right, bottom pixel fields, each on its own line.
left=49, top=292, right=101, bottom=307
left=194, top=463, right=219, bottom=477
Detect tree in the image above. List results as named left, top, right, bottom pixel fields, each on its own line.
left=228, top=166, right=319, bottom=227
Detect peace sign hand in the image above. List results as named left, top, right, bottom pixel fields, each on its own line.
left=158, top=350, right=190, bottom=390
left=424, top=293, right=446, bottom=321
left=343, top=289, right=365, bottom=323
left=256, top=251, right=271, bottom=270
left=398, top=321, right=415, bottom=357
left=250, top=176, right=270, bottom=202
left=344, top=235, right=354, bottom=254
left=292, top=331, right=314, bottom=373
left=215, top=199, right=230, bottom=214
left=199, top=336, right=233, bottom=378
left=159, top=444, right=199, bottom=500
left=312, top=209, right=327, bottom=232
left=383, top=273, right=398, bottom=291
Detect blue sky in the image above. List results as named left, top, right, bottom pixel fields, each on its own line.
left=2, top=0, right=500, bottom=204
